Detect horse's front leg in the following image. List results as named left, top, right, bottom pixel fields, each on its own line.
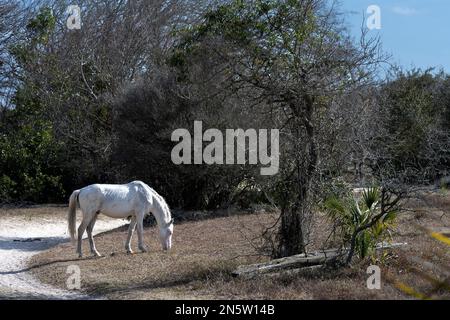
left=136, top=214, right=148, bottom=253
left=126, top=216, right=137, bottom=254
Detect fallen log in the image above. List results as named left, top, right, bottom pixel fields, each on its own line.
left=261, top=264, right=326, bottom=279
left=232, top=242, right=407, bottom=278
left=232, top=250, right=339, bottom=278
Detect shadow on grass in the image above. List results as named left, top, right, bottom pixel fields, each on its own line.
left=0, top=255, right=104, bottom=275
left=143, top=206, right=274, bottom=227
left=0, top=229, right=124, bottom=275
left=82, top=264, right=234, bottom=297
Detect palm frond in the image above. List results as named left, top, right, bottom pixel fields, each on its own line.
left=363, top=187, right=380, bottom=210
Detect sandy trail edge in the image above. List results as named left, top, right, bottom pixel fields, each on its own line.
left=0, top=210, right=126, bottom=299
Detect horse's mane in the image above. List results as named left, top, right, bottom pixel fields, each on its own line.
left=132, top=181, right=171, bottom=225
left=151, top=190, right=172, bottom=224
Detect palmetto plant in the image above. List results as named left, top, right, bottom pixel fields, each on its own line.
left=324, top=187, right=398, bottom=264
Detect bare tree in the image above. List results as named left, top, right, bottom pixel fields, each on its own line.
left=173, top=0, right=385, bottom=257
left=0, top=1, right=35, bottom=111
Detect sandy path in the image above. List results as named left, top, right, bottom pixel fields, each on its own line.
left=0, top=209, right=126, bottom=299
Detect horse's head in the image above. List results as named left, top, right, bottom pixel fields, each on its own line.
left=159, top=218, right=174, bottom=251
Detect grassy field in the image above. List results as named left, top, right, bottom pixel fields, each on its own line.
left=25, top=191, right=450, bottom=300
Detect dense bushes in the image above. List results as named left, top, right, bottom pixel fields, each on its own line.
left=0, top=119, right=64, bottom=202
left=368, top=70, right=450, bottom=185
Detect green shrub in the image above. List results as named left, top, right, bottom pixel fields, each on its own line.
left=324, top=186, right=397, bottom=261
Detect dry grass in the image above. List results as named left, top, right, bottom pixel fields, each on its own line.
left=26, top=190, right=450, bottom=299
left=29, top=212, right=274, bottom=299
left=0, top=204, right=66, bottom=220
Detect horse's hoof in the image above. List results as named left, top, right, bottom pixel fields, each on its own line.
left=126, top=250, right=134, bottom=255
left=138, top=247, right=148, bottom=253
left=92, top=252, right=101, bottom=257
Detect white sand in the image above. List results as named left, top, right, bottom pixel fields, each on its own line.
left=0, top=210, right=126, bottom=299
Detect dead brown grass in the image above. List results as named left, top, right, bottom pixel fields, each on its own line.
left=29, top=212, right=274, bottom=299
left=0, top=204, right=66, bottom=220
left=26, top=190, right=450, bottom=300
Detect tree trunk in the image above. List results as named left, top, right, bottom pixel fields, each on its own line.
left=276, top=97, right=317, bottom=258
left=277, top=205, right=306, bottom=257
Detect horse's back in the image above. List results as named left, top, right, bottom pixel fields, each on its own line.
left=81, top=182, right=135, bottom=195
left=78, top=183, right=141, bottom=218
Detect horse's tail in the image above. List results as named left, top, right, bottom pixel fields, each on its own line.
left=68, top=189, right=80, bottom=243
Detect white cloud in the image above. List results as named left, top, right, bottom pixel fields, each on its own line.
left=392, top=6, right=419, bottom=16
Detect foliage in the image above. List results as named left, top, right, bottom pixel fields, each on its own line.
left=324, top=186, right=397, bottom=261
left=369, top=69, right=450, bottom=185
left=172, top=0, right=385, bottom=257
left=0, top=1, right=449, bottom=274
left=0, top=6, right=65, bottom=203
left=0, top=113, right=64, bottom=202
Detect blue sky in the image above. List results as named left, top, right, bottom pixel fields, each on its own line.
left=340, top=0, right=450, bottom=73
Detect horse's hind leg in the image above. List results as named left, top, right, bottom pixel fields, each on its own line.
left=87, top=213, right=101, bottom=257
left=77, top=212, right=92, bottom=258
left=125, top=216, right=137, bottom=254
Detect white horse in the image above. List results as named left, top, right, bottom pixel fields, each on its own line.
left=68, top=181, right=174, bottom=258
